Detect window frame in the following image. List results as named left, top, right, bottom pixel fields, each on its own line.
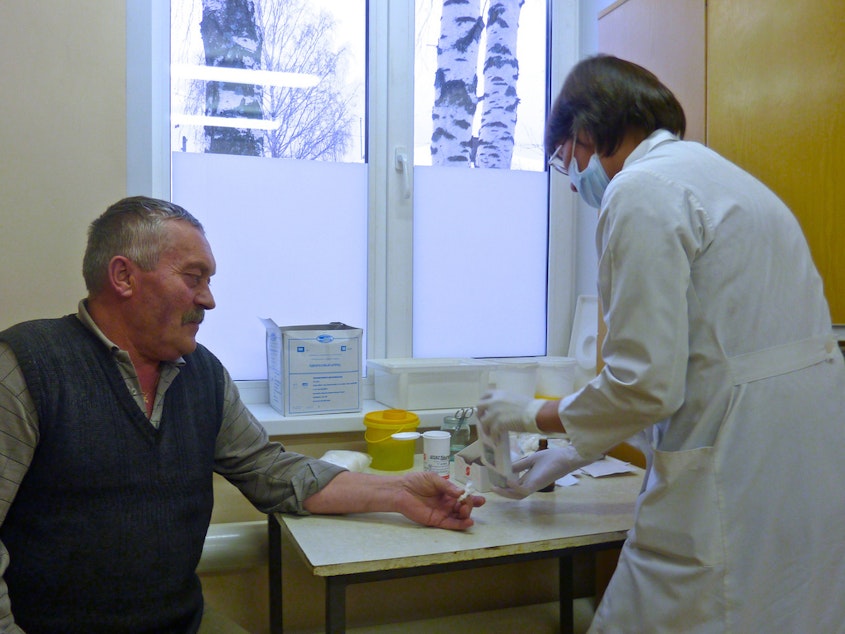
left=126, top=0, right=582, bottom=401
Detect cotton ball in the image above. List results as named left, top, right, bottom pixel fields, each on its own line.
left=320, top=450, right=373, bottom=472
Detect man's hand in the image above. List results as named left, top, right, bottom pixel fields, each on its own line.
left=395, top=472, right=485, bottom=530
left=303, top=470, right=484, bottom=530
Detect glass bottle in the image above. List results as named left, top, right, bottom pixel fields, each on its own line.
left=440, top=415, right=470, bottom=460
left=536, top=438, right=556, bottom=492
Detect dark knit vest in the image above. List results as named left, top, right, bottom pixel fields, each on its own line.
left=0, top=316, right=224, bottom=633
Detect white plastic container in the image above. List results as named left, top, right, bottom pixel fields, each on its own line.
left=485, top=358, right=539, bottom=396
left=535, top=356, right=577, bottom=399
left=422, top=430, right=451, bottom=478
left=367, top=358, right=492, bottom=410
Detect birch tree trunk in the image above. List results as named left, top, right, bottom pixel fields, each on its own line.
left=431, top=0, right=483, bottom=166
left=201, top=0, right=264, bottom=156
left=476, top=0, right=524, bottom=168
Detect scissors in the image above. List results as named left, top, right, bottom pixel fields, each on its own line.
left=454, top=407, right=475, bottom=423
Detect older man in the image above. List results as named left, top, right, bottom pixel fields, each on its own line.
left=0, top=196, right=483, bottom=633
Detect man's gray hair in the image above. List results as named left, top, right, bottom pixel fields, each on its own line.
left=82, top=196, right=204, bottom=294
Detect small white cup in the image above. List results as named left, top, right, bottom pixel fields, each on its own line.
left=423, top=430, right=451, bottom=478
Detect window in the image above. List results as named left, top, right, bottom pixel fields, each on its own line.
left=411, top=0, right=548, bottom=357
left=127, top=0, right=580, bottom=383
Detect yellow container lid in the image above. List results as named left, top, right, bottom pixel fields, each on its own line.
left=364, top=409, right=420, bottom=445
left=363, top=409, right=420, bottom=429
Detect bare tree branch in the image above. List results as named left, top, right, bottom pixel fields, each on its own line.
left=256, top=0, right=356, bottom=160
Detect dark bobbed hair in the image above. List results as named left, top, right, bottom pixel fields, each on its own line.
left=545, top=55, right=686, bottom=157
left=82, top=196, right=204, bottom=294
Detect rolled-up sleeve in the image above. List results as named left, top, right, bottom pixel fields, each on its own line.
left=213, top=370, right=346, bottom=515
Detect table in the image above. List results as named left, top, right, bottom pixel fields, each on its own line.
left=267, top=463, right=643, bottom=634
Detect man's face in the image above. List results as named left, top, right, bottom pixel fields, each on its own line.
left=129, top=220, right=216, bottom=363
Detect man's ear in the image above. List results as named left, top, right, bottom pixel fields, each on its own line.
left=108, top=256, right=135, bottom=298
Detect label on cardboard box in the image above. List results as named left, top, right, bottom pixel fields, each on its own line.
left=261, top=320, right=362, bottom=416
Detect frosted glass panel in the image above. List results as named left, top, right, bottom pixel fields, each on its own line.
left=413, top=166, right=547, bottom=357
left=172, top=152, right=367, bottom=379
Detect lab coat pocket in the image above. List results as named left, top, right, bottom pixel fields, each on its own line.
left=629, top=445, right=723, bottom=566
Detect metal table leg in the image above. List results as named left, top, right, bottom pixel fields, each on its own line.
left=559, top=556, right=574, bottom=634
left=268, top=515, right=283, bottom=634
left=325, top=577, right=347, bottom=633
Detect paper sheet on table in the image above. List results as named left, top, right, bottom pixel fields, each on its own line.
left=556, top=473, right=581, bottom=487
left=580, top=455, right=636, bottom=477
left=556, top=455, right=636, bottom=487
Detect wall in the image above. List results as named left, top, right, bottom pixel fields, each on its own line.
left=596, top=0, right=705, bottom=144
left=0, top=3, right=126, bottom=326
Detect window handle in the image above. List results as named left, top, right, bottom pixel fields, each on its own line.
left=394, top=147, right=411, bottom=199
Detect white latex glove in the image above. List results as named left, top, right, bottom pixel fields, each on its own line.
left=456, top=439, right=484, bottom=465
left=476, top=390, right=545, bottom=437
left=494, top=444, right=593, bottom=499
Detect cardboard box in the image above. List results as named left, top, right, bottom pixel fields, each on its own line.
left=262, top=320, right=362, bottom=416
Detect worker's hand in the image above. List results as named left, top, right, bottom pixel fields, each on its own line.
left=456, top=439, right=483, bottom=464
left=476, top=390, right=545, bottom=437
left=397, top=471, right=485, bottom=530
left=494, top=444, right=593, bottom=499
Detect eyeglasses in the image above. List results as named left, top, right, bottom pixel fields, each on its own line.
left=547, top=143, right=570, bottom=175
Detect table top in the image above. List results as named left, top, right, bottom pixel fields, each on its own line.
left=276, top=461, right=643, bottom=577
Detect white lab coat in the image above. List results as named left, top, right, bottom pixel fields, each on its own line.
left=560, top=130, right=845, bottom=633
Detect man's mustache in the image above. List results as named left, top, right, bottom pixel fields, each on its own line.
left=182, top=309, right=205, bottom=325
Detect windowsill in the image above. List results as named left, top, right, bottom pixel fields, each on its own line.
left=247, top=401, right=458, bottom=436
left=236, top=380, right=462, bottom=436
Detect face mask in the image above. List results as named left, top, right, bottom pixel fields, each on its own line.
left=569, top=152, right=610, bottom=208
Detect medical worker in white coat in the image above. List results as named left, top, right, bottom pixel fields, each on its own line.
left=476, top=55, right=845, bottom=633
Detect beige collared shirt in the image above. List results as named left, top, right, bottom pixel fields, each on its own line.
left=75, top=300, right=181, bottom=429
